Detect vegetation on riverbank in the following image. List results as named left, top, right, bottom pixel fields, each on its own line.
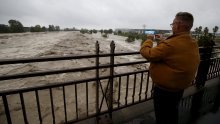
left=1, top=19, right=219, bottom=47
left=194, top=26, right=219, bottom=46
left=0, top=19, right=61, bottom=33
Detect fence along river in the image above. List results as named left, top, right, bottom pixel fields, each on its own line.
left=0, top=41, right=220, bottom=124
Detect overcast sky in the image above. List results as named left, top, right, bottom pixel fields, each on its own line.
left=0, top=0, right=219, bottom=31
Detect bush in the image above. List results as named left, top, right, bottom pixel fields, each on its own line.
left=30, top=25, right=42, bottom=32
left=195, top=26, right=218, bottom=47
left=198, top=33, right=215, bottom=47
left=30, top=25, right=48, bottom=32
left=92, top=29, right=97, bottom=33
left=140, top=34, right=147, bottom=42
left=0, top=24, right=10, bottom=33
left=102, top=33, right=108, bottom=38
left=8, top=19, right=24, bottom=33
left=126, top=35, right=135, bottom=42
left=80, top=29, right=88, bottom=34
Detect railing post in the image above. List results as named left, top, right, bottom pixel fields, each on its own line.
left=2, top=95, right=12, bottom=124
left=195, top=46, right=213, bottom=87
left=95, top=41, right=100, bottom=123
left=98, top=41, right=115, bottom=124
left=109, top=41, right=115, bottom=119
left=211, top=80, right=220, bottom=113
left=190, top=46, right=213, bottom=121
left=211, top=58, right=220, bottom=113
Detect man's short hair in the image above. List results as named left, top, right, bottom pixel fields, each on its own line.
left=176, top=12, right=194, bottom=30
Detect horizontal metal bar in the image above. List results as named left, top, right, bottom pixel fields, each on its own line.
left=114, top=70, right=148, bottom=77
left=0, top=52, right=140, bottom=65
left=0, top=66, right=97, bottom=81
left=0, top=60, right=148, bottom=81
left=113, top=52, right=140, bottom=56
left=0, top=54, right=96, bottom=65
left=0, top=46, right=219, bottom=65
left=114, top=60, right=148, bottom=67
left=199, top=45, right=220, bottom=49
left=212, top=51, right=220, bottom=54
left=0, top=76, right=97, bottom=95
left=66, top=96, right=152, bottom=124
left=112, top=97, right=153, bottom=112
left=0, top=70, right=148, bottom=95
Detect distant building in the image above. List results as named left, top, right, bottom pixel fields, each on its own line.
left=115, top=28, right=171, bottom=34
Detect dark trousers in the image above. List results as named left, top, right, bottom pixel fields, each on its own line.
left=153, top=86, right=184, bottom=124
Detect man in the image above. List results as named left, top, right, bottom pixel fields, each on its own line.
left=140, top=12, right=200, bottom=124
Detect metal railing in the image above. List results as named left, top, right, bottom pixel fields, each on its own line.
left=0, top=41, right=151, bottom=124
left=0, top=41, right=220, bottom=124
left=180, top=45, right=220, bottom=123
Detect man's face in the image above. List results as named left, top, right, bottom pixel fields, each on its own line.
left=171, top=18, right=180, bottom=34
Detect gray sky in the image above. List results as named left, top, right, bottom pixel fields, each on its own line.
left=0, top=0, right=219, bottom=31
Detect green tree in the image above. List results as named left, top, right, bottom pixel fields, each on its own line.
left=140, top=34, right=147, bottom=42
left=102, top=33, right=108, bottom=38
left=48, top=25, right=55, bottom=31
left=72, top=27, right=77, bottom=31
left=92, top=29, right=97, bottom=33
left=197, top=26, right=217, bottom=47
left=213, top=26, right=219, bottom=40
left=198, top=33, right=214, bottom=47
left=100, top=29, right=103, bottom=34
left=194, top=26, right=203, bottom=39
left=104, top=29, right=108, bottom=34
left=30, top=25, right=42, bottom=32
left=30, top=26, right=35, bottom=32
left=55, top=26, right=60, bottom=31
left=198, top=26, right=202, bottom=34
left=125, top=33, right=136, bottom=42
left=204, top=27, right=209, bottom=36
left=194, top=27, right=199, bottom=38
left=42, top=26, right=47, bottom=32
left=117, top=30, right=122, bottom=35
left=8, top=19, right=24, bottom=33
left=80, top=28, right=88, bottom=34
left=35, top=25, right=42, bottom=32
left=108, top=29, right=113, bottom=34
left=89, top=30, right=93, bottom=34
left=0, top=24, right=10, bottom=33
left=64, top=28, right=70, bottom=31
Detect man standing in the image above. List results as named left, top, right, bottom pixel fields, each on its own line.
left=140, top=12, right=200, bottom=124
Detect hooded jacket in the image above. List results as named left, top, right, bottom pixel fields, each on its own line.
left=140, top=32, right=200, bottom=91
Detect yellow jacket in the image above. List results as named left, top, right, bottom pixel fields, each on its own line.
left=140, top=32, right=200, bottom=91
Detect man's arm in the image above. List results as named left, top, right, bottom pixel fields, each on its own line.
left=140, top=39, right=170, bottom=62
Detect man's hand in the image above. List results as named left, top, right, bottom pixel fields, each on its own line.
left=155, top=34, right=165, bottom=45
left=147, top=34, right=154, bottom=40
